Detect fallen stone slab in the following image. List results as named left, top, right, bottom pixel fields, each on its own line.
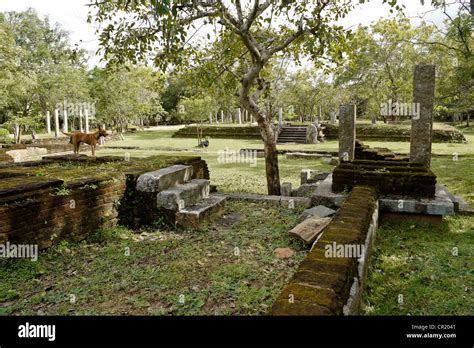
left=300, top=169, right=330, bottom=185
left=136, top=165, right=193, bottom=192
left=157, top=179, right=210, bottom=211
left=299, top=205, right=336, bottom=222
left=438, top=185, right=474, bottom=215
left=176, top=194, right=227, bottom=229
left=292, top=183, right=320, bottom=198
left=216, top=192, right=311, bottom=208
left=311, top=174, right=348, bottom=208
left=286, top=152, right=330, bottom=160
left=453, top=195, right=474, bottom=215
left=289, top=216, right=332, bottom=244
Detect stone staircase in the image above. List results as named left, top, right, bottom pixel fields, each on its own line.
left=136, top=164, right=226, bottom=229
left=277, top=126, right=307, bottom=144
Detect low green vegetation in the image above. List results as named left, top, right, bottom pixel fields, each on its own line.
left=363, top=216, right=474, bottom=315
left=0, top=202, right=306, bottom=315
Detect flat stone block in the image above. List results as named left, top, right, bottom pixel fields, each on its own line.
left=300, top=205, right=336, bottom=221
left=292, top=183, right=319, bottom=198
left=289, top=216, right=332, bottom=244
left=157, top=179, right=210, bottom=211
left=136, top=165, right=193, bottom=192
left=311, top=174, right=348, bottom=208
left=286, top=152, right=330, bottom=160
left=220, top=192, right=310, bottom=208
left=378, top=185, right=454, bottom=216
left=176, top=194, right=226, bottom=229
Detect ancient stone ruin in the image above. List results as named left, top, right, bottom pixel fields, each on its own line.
left=0, top=154, right=225, bottom=249
left=271, top=64, right=469, bottom=316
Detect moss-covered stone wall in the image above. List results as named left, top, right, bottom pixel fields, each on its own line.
left=271, top=186, right=378, bottom=315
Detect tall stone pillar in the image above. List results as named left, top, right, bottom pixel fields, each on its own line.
left=278, top=108, right=283, bottom=126
left=209, top=112, right=213, bottom=124
left=46, top=111, right=51, bottom=134
left=63, top=109, right=68, bottom=132
left=54, top=109, right=60, bottom=138
left=338, top=105, right=356, bottom=162
left=410, top=64, right=435, bottom=167
left=221, top=110, right=224, bottom=123
left=79, top=108, right=84, bottom=132
left=237, top=108, right=242, bottom=124
left=85, top=109, right=90, bottom=133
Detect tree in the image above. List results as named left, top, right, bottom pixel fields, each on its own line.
left=0, top=8, right=89, bottom=142
left=334, top=17, right=439, bottom=122
left=91, top=0, right=413, bottom=194
left=179, top=95, right=218, bottom=145
left=90, top=66, right=165, bottom=131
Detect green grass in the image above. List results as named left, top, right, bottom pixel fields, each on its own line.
left=0, top=201, right=306, bottom=315
left=363, top=216, right=474, bottom=315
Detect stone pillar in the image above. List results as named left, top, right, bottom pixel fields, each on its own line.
left=281, top=182, right=292, bottom=196
left=209, top=112, right=213, bottom=124
left=221, top=110, right=224, bottom=123
left=79, top=108, right=84, bottom=132
left=237, top=108, right=242, bottom=124
left=410, top=64, right=435, bottom=167
left=46, top=111, right=51, bottom=134
left=338, top=105, right=356, bottom=162
left=85, top=109, right=90, bottom=133
left=63, top=109, right=68, bottom=132
left=278, top=107, right=283, bottom=126
left=54, top=109, right=60, bottom=138
left=329, top=111, right=336, bottom=124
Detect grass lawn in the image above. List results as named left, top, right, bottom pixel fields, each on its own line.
left=363, top=216, right=474, bottom=315
left=0, top=201, right=307, bottom=315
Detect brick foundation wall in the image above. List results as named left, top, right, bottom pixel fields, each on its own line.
left=0, top=155, right=209, bottom=249
left=332, top=160, right=437, bottom=198
left=271, top=186, right=378, bottom=315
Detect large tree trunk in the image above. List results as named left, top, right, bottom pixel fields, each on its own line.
left=257, top=119, right=281, bottom=195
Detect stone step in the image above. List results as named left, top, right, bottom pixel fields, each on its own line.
left=157, top=179, right=210, bottom=211
left=136, top=165, right=193, bottom=192
left=278, top=140, right=307, bottom=143
left=279, top=137, right=306, bottom=139
left=176, top=194, right=227, bottom=229
left=278, top=136, right=307, bottom=139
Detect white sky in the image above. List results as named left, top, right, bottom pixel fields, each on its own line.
left=0, top=0, right=457, bottom=68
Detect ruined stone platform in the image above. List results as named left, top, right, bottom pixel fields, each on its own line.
left=332, top=159, right=437, bottom=198
left=312, top=174, right=455, bottom=216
